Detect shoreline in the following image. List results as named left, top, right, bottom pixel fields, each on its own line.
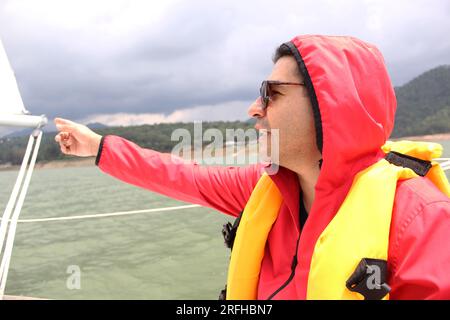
left=391, top=132, right=450, bottom=142
left=0, top=157, right=95, bottom=172
left=1, top=132, right=449, bottom=172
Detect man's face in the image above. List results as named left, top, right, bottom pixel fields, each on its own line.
left=247, top=56, right=320, bottom=168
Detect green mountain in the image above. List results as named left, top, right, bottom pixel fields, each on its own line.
left=0, top=121, right=255, bottom=165
left=392, top=65, right=450, bottom=137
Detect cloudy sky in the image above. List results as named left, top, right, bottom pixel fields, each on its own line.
left=0, top=0, right=449, bottom=136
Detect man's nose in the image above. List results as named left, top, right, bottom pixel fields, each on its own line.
left=247, top=97, right=265, bottom=118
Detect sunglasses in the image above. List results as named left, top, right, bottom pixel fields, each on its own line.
left=259, top=80, right=305, bottom=109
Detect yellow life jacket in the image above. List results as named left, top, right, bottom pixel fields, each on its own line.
left=226, top=141, right=450, bottom=300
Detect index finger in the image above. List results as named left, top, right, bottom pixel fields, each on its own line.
left=54, top=117, right=77, bottom=126
left=55, top=124, right=75, bottom=133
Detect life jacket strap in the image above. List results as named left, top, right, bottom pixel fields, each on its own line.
left=219, top=211, right=244, bottom=300
left=346, top=258, right=391, bottom=300
left=218, top=285, right=227, bottom=300
left=385, top=151, right=432, bottom=177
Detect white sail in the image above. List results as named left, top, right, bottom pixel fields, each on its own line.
left=0, top=38, right=28, bottom=116
left=0, top=38, right=46, bottom=128
left=0, top=37, right=47, bottom=300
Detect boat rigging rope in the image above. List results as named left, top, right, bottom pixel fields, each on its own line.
left=8, top=204, right=202, bottom=223
left=435, top=158, right=450, bottom=171
left=0, top=130, right=42, bottom=298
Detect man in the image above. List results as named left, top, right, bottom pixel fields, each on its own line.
left=55, top=35, right=450, bottom=299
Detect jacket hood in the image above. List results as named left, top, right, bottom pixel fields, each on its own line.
left=272, top=35, right=397, bottom=298
left=287, top=35, right=396, bottom=176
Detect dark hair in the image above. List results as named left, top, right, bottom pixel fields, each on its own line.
left=272, top=43, right=295, bottom=63
left=272, top=43, right=303, bottom=80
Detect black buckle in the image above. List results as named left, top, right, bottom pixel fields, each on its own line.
left=385, top=151, right=432, bottom=177
left=346, top=258, right=391, bottom=300
left=222, top=222, right=234, bottom=249
left=221, top=213, right=242, bottom=250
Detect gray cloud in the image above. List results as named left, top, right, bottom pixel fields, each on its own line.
left=0, top=0, right=449, bottom=135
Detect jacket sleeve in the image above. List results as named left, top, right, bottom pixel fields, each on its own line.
left=388, top=179, right=450, bottom=299
left=95, top=135, right=264, bottom=217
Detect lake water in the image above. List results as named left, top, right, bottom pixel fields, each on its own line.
left=0, top=165, right=231, bottom=299
left=1, top=139, right=449, bottom=299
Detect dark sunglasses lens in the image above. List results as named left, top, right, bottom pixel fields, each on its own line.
left=260, top=81, right=268, bottom=108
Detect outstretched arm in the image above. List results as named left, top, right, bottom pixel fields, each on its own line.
left=54, top=117, right=263, bottom=217
left=95, top=135, right=263, bottom=217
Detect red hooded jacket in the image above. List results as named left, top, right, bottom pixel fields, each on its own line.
left=96, top=35, right=450, bottom=299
